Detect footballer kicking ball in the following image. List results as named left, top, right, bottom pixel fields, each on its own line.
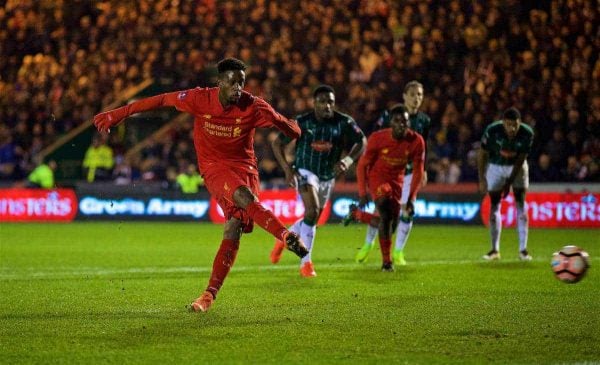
left=551, top=245, right=590, bottom=284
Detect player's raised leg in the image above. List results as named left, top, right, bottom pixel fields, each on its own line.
left=270, top=218, right=302, bottom=264
left=234, top=186, right=308, bottom=258
left=343, top=204, right=380, bottom=263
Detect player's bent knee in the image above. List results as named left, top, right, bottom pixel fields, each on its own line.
left=232, top=186, right=257, bottom=208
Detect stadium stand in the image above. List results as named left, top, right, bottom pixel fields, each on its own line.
left=1, top=0, right=598, bottom=185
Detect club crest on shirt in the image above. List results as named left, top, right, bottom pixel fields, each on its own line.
left=382, top=148, right=389, bottom=154
left=177, top=91, right=188, bottom=100
left=500, top=149, right=517, bottom=158
left=311, top=141, right=333, bottom=152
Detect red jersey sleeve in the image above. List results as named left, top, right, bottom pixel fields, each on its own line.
left=357, top=134, right=380, bottom=197
left=253, top=98, right=300, bottom=139
left=117, top=89, right=201, bottom=118
left=407, top=134, right=425, bottom=201
left=93, top=89, right=204, bottom=132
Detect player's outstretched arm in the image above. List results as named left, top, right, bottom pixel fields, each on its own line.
left=93, top=91, right=195, bottom=133
left=254, top=99, right=300, bottom=139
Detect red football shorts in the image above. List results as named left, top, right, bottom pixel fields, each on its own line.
left=203, top=166, right=259, bottom=232
left=368, top=177, right=402, bottom=213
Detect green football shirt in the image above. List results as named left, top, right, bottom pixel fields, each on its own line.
left=481, top=121, right=534, bottom=165
left=281, top=111, right=365, bottom=180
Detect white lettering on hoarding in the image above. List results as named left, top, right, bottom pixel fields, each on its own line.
left=79, top=197, right=145, bottom=215
left=79, top=197, right=209, bottom=218
left=0, top=192, right=73, bottom=218
left=261, top=198, right=306, bottom=219
left=332, top=198, right=479, bottom=221
left=414, top=200, right=479, bottom=221
left=526, top=201, right=599, bottom=223
left=146, top=199, right=208, bottom=218
left=482, top=193, right=600, bottom=227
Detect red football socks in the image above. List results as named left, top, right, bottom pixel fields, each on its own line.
left=355, top=210, right=377, bottom=225
left=379, top=237, right=392, bottom=264
left=245, top=201, right=287, bottom=240
left=206, top=239, right=240, bottom=298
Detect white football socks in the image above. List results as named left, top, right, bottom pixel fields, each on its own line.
left=300, top=222, right=316, bottom=265
left=365, top=225, right=378, bottom=246
left=517, top=205, right=528, bottom=252
left=289, top=218, right=303, bottom=235
left=490, top=204, right=501, bottom=252
left=394, top=220, right=413, bottom=251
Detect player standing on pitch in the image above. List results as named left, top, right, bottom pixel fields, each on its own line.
left=478, top=107, right=534, bottom=261
left=269, top=85, right=366, bottom=277
left=343, top=81, right=431, bottom=266
left=93, top=58, right=308, bottom=312
left=355, top=104, right=425, bottom=272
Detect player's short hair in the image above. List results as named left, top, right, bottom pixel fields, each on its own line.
left=217, top=58, right=247, bottom=74
left=389, top=103, right=409, bottom=118
left=503, top=107, right=521, bottom=121
left=313, top=84, right=335, bottom=98
left=404, top=80, right=423, bottom=93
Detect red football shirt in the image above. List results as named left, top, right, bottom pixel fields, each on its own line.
left=357, top=128, right=425, bottom=201
left=108, top=87, right=300, bottom=175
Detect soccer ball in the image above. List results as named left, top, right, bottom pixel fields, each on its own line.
left=551, top=245, right=590, bottom=284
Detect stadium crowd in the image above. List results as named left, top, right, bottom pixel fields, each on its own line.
left=1, top=0, right=598, bottom=185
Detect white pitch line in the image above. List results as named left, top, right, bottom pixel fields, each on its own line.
left=1, top=257, right=586, bottom=280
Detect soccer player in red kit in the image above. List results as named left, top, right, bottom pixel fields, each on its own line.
left=93, top=58, right=308, bottom=312
left=356, top=104, right=425, bottom=272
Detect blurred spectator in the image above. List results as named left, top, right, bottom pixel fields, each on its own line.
left=112, top=156, right=134, bottom=186
left=531, top=153, right=561, bottom=182
left=83, top=135, right=114, bottom=182
left=432, top=157, right=461, bottom=184
left=176, top=163, right=204, bottom=194
left=0, top=127, right=19, bottom=179
left=26, top=159, right=57, bottom=189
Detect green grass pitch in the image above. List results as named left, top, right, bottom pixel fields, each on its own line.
left=1, top=222, right=598, bottom=364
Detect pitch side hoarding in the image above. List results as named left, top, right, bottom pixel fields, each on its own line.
left=1, top=188, right=598, bottom=228
left=0, top=188, right=78, bottom=222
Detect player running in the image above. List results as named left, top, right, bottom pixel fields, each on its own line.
left=93, top=58, right=308, bottom=312
left=355, top=104, right=425, bottom=272
left=269, top=85, right=366, bottom=277
left=477, top=107, right=534, bottom=261
left=343, top=81, right=431, bottom=266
